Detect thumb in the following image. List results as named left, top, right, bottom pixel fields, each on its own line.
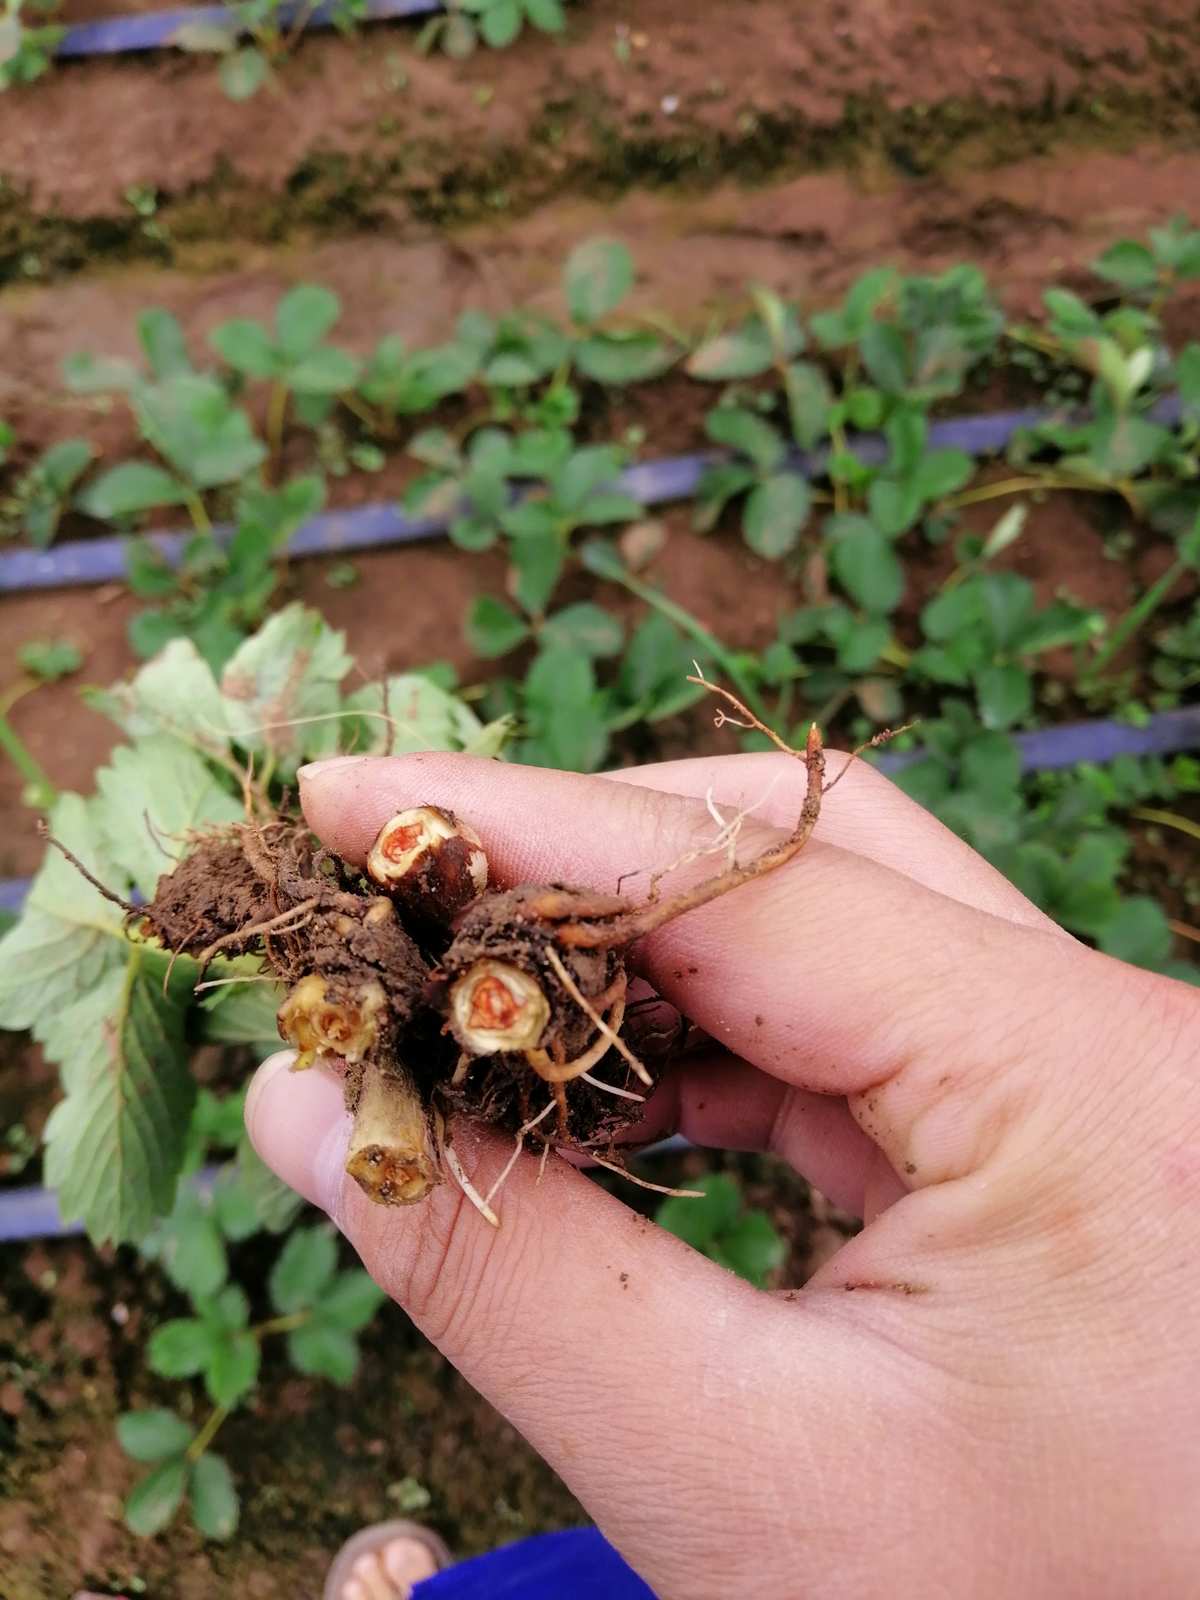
left=244, top=1052, right=912, bottom=1597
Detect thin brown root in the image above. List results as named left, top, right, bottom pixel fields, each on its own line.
left=484, top=1099, right=556, bottom=1207
left=435, top=1110, right=500, bottom=1229
left=38, top=825, right=139, bottom=915
left=687, top=666, right=797, bottom=756
left=195, top=897, right=320, bottom=970
left=524, top=986, right=628, bottom=1085
left=579, top=1072, right=645, bottom=1103
left=141, top=808, right=182, bottom=868
left=161, top=928, right=202, bottom=998
left=586, top=1149, right=704, bottom=1199
left=543, top=951, right=652, bottom=1087
left=559, top=698, right=826, bottom=952
left=537, top=1139, right=553, bottom=1186
left=552, top=1081, right=568, bottom=1137
left=823, top=723, right=915, bottom=796
left=451, top=1052, right=473, bottom=1087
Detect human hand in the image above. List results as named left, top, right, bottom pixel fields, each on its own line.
left=246, top=749, right=1200, bottom=1599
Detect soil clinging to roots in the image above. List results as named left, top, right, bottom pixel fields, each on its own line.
left=74, top=679, right=857, bottom=1227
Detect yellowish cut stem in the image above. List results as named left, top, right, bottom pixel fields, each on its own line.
left=345, top=1059, right=439, bottom=1206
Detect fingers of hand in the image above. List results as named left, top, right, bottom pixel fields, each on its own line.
left=243, top=1048, right=881, bottom=1596
left=299, top=752, right=1091, bottom=1189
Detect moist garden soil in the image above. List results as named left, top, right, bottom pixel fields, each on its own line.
left=7, top=0, right=1200, bottom=279
left=0, top=1147, right=838, bottom=1600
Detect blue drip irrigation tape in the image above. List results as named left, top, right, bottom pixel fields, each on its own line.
left=2, top=707, right=1197, bottom=921
left=1, top=397, right=1188, bottom=595
left=56, top=0, right=438, bottom=58
left=0, top=404, right=1104, bottom=596
left=0, top=1164, right=218, bottom=1242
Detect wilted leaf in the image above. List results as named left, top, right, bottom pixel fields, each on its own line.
left=42, top=940, right=197, bottom=1245
left=94, top=736, right=241, bottom=898
left=218, top=604, right=351, bottom=760
left=87, top=638, right=232, bottom=756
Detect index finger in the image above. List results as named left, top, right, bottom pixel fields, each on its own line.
left=296, top=751, right=1084, bottom=1194
left=602, top=751, right=1058, bottom=930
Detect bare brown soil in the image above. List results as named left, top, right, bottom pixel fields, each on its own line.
left=0, top=1147, right=834, bottom=1600
left=7, top=0, right=1200, bottom=250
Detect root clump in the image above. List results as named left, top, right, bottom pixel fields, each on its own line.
left=71, top=678, right=871, bottom=1227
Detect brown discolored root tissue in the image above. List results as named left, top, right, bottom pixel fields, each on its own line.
left=54, top=678, right=882, bottom=1228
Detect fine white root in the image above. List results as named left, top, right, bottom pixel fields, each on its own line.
left=579, top=1072, right=645, bottom=1103
left=484, top=1099, right=557, bottom=1207
left=585, top=1150, right=704, bottom=1199
left=434, top=1109, right=501, bottom=1229
left=543, top=949, right=652, bottom=1087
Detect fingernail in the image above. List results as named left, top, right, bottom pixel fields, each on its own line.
left=297, top=754, right=375, bottom=784
left=245, top=1050, right=352, bottom=1215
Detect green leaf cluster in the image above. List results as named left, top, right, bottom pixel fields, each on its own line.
left=656, top=1173, right=786, bottom=1288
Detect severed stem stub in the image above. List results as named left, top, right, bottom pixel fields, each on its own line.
left=61, top=674, right=866, bottom=1229
left=346, top=1058, right=439, bottom=1205
left=368, top=806, right=488, bottom=923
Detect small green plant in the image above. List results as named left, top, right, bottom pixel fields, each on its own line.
left=893, top=711, right=1200, bottom=985
left=69, top=309, right=267, bottom=531
left=914, top=569, right=1101, bottom=730
left=18, top=636, right=83, bottom=680
left=1090, top=216, right=1200, bottom=304
left=656, top=1173, right=787, bottom=1288
left=418, top=0, right=564, bottom=58
left=171, top=0, right=366, bottom=99
left=0, top=0, right=63, bottom=90
left=123, top=1195, right=383, bottom=1539
left=0, top=634, right=84, bottom=811
left=0, top=437, right=93, bottom=546
left=123, top=473, right=325, bottom=668
left=209, top=285, right=361, bottom=464
left=1150, top=597, right=1200, bottom=702
left=64, top=307, right=341, bottom=665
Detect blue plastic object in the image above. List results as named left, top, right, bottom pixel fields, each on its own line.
left=57, top=0, right=438, bottom=57
left=1, top=396, right=1186, bottom=595
left=413, top=1528, right=656, bottom=1599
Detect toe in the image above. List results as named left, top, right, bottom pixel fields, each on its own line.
left=383, top=1536, right=441, bottom=1588
left=350, top=1552, right=396, bottom=1600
